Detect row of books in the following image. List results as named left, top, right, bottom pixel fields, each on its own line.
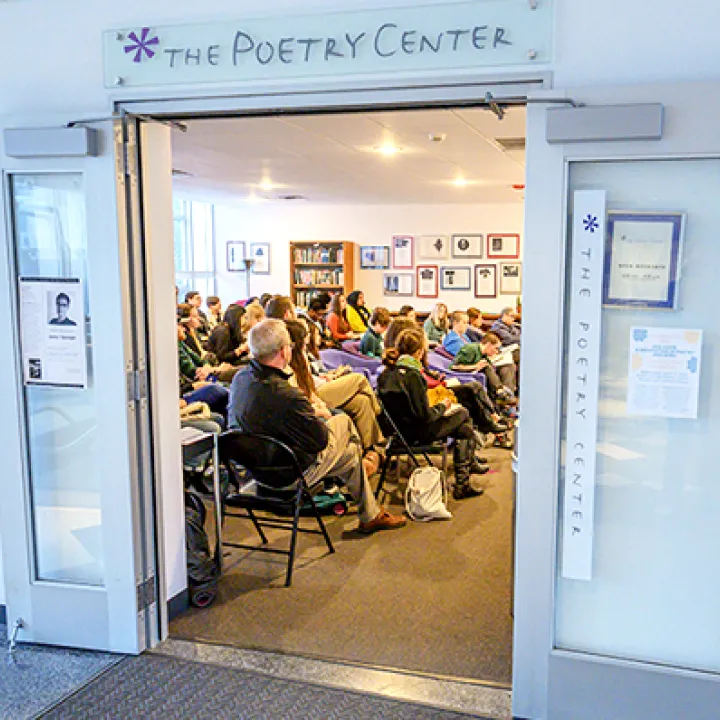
left=293, top=246, right=345, bottom=264
left=294, top=269, right=344, bottom=285
left=295, top=289, right=343, bottom=308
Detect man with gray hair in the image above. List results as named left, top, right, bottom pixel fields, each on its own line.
left=228, top=319, right=405, bottom=534
left=490, top=307, right=521, bottom=347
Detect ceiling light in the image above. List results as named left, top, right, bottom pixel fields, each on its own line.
left=258, top=178, right=276, bottom=191
left=428, top=133, right=447, bottom=143
left=374, top=144, right=402, bottom=156
left=453, top=177, right=469, bottom=187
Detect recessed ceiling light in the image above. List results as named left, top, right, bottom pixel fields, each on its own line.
left=258, top=178, right=276, bottom=191
left=374, top=144, right=402, bottom=156
left=428, top=133, right=447, bottom=143
left=453, top=177, right=469, bottom=188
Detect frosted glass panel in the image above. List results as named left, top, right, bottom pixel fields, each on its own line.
left=556, top=159, right=720, bottom=673
left=11, top=174, right=104, bottom=587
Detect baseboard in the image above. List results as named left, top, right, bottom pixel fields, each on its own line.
left=0, top=604, right=6, bottom=624
left=167, top=589, right=189, bottom=621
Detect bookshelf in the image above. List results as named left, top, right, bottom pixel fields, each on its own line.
left=289, top=241, right=355, bottom=308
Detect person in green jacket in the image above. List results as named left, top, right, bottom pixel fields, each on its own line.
left=423, top=302, right=449, bottom=346
left=360, top=308, right=392, bottom=358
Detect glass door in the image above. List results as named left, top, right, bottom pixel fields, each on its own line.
left=0, top=121, right=152, bottom=653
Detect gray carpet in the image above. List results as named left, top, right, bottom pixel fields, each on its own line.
left=0, top=623, right=121, bottom=720
left=43, top=653, right=487, bottom=719
left=171, top=448, right=515, bottom=685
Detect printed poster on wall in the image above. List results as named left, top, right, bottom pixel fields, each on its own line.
left=19, top=277, right=88, bottom=389
left=627, top=327, right=702, bottom=419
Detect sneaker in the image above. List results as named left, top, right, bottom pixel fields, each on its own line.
left=357, top=508, right=407, bottom=534
left=453, top=484, right=485, bottom=500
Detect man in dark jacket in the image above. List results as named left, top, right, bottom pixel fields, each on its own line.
left=229, top=319, right=405, bottom=534
left=490, top=307, right=521, bottom=347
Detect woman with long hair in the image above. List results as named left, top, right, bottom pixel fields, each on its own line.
left=423, top=302, right=449, bottom=346
left=205, top=303, right=248, bottom=365
left=285, top=320, right=384, bottom=456
left=326, top=293, right=358, bottom=342
left=346, top=290, right=372, bottom=333
left=177, top=303, right=206, bottom=357
left=377, top=328, right=485, bottom=500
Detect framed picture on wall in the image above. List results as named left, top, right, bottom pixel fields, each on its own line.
left=360, top=246, right=390, bottom=269
left=452, top=234, right=484, bottom=259
left=487, top=233, right=520, bottom=259
left=249, top=242, right=271, bottom=274
left=226, top=241, right=246, bottom=272
left=500, top=263, right=522, bottom=294
left=416, top=265, right=439, bottom=298
left=474, top=264, right=498, bottom=298
left=440, top=266, right=472, bottom=291
left=383, top=273, right=414, bottom=297
left=417, top=235, right=450, bottom=260
left=392, top=235, right=414, bottom=269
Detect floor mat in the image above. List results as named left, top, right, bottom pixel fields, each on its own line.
left=0, top=623, right=121, bottom=720
left=43, top=653, right=489, bottom=719
left=171, top=448, right=515, bottom=685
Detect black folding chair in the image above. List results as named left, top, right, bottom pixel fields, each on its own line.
left=218, top=431, right=335, bottom=587
left=374, top=397, right=449, bottom=501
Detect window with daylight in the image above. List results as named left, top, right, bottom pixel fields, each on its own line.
left=174, top=198, right=216, bottom=301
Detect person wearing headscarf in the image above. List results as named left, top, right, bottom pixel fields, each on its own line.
left=345, top=290, right=372, bottom=333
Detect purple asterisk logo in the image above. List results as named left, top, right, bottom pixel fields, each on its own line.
left=124, top=28, right=159, bottom=63
left=583, top=214, right=600, bottom=233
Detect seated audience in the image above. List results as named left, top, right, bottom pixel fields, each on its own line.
left=185, top=290, right=210, bottom=338
left=229, top=319, right=405, bottom=534
left=205, top=304, right=248, bottom=366
left=445, top=316, right=516, bottom=398
left=491, top=307, right=521, bottom=347
left=265, top=295, right=296, bottom=322
left=377, top=328, right=485, bottom=500
left=206, top=296, right=223, bottom=331
left=178, top=303, right=206, bottom=357
left=286, top=321, right=384, bottom=452
left=241, top=303, right=265, bottom=334
left=299, top=298, right=334, bottom=349
left=398, top=305, right=417, bottom=324
left=259, top=293, right=274, bottom=310
left=466, top=307, right=485, bottom=343
left=326, top=293, right=359, bottom=342
left=359, top=307, right=391, bottom=358
left=346, top=290, right=372, bottom=333
left=384, top=316, right=417, bottom=352
left=177, top=322, right=230, bottom=417
left=423, top=303, right=449, bottom=346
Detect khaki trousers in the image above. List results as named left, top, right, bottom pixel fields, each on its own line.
left=303, top=414, right=381, bottom=523
left=317, top=373, right=384, bottom=450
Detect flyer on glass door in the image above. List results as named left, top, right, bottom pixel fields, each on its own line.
left=627, top=326, right=702, bottom=419
left=19, top=277, right=88, bottom=389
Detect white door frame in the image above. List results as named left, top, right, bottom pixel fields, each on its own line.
left=0, top=118, right=156, bottom=653
left=513, top=81, right=720, bottom=720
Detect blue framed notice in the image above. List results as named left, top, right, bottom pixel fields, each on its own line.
left=603, top=212, right=685, bottom=310
left=360, top=246, right=390, bottom=269
left=440, top=266, right=472, bottom=291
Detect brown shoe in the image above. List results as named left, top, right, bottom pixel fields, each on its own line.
left=357, top=508, right=407, bottom=534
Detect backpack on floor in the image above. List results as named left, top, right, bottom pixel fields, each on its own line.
left=184, top=491, right=218, bottom=608
left=405, top=466, right=452, bottom=522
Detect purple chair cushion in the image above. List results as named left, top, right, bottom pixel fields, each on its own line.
left=341, top=340, right=362, bottom=355
left=434, top=346, right=455, bottom=361
left=426, top=352, right=487, bottom=388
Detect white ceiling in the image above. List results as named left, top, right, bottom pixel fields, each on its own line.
left=171, top=106, right=526, bottom=205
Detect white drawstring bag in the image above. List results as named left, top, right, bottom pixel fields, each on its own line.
left=404, top=466, right=452, bottom=521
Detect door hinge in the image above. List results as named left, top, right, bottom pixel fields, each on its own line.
left=137, top=576, right=156, bottom=612
left=126, top=367, right=147, bottom=403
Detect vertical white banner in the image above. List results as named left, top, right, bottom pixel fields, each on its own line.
left=562, top=190, right=606, bottom=581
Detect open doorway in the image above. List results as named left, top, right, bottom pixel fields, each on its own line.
left=169, top=105, right=525, bottom=687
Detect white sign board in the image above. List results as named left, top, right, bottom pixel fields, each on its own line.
left=20, top=278, right=88, bottom=389
left=103, top=1, right=553, bottom=88
left=562, top=191, right=606, bottom=582
left=627, top=327, right=702, bottom=419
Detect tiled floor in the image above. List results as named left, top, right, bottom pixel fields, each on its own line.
left=0, top=623, right=121, bottom=719
left=154, top=637, right=513, bottom=719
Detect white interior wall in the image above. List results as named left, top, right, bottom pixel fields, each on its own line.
left=213, top=202, right=524, bottom=313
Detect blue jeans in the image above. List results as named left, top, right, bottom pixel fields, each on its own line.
left=183, top=384, right=230, bottom=417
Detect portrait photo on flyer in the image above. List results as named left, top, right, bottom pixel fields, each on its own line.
left=604, top=211, right=685, bottom=309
